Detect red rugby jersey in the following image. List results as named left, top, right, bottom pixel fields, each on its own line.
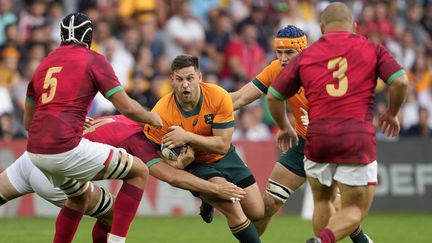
left=26, top=45, right=123, bottom=154
left=270, top=31, right=405, bottom=164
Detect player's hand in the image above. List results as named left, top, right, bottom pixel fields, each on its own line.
left=145, top=112, right=163, bottom=128
left=215, top=181, right=246, bottom=201
left=300, top=108, right=309, bottom=127
left=83, top=116, right=94, bottom=129
left=163, top=126, right=189, bottom=148
left=176, top=145, right=195, bottom=169
left=276, top=127, right=298, bottom=153
left=378, top=112, right=400, bottom=137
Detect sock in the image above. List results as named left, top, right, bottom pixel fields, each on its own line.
left=107, top=233, right=126, bottom=243
left=350, top=227, right=370, bottom=243
left=317, top=228, right=336, bottom=243
left=92, top=219, right=111, bottom=243
left=110, top=182, right=143, bottom=238
left=53, top=206, right=83, bottom=243
left=230, top=219, right=261, bottom=243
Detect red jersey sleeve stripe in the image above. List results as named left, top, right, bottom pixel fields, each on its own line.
left=268, top=86, right=286, bottom=100
left=386, top=70, right=406, bottom=85
left=105, top=86, right=123, bottom=99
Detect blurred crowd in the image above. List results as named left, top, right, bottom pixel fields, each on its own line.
left=0, top=0, right=431, bottom=141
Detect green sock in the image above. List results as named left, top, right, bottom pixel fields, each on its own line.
left=350, top=227, right=371, bottom=243
left=230, top=219, right=261, bottom=243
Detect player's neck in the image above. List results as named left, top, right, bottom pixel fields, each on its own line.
left=178, top=88, right=201, bottom=111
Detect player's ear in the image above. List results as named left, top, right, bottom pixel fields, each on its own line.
left=198, top=71, right=202, bottom=82
left=320, top=23, right=325, bottom=35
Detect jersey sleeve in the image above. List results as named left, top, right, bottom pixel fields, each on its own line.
left=269, top=55, right=302, bottom=100
left=376, top=44, right=406, bottom=85
left=212, top=90, right=234, bottom=129
left=253, top=63, right=274, bottom=94
left=89, top=53, right=123, bottom=99
left=25, top=79, right=36, bottom=103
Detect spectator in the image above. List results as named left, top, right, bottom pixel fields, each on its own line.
left=164, top=0, right=205, bottom=62
left=0, top=0, right=17, bottom=46
left=221, top=22, right=265, bottom=86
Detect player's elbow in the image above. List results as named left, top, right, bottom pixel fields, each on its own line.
left=392, top=74, right=409, bottom=89
left=215, top=142, right=231, bottom=155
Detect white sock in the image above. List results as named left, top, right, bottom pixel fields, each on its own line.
left=107, top=233, right=126, bottom=243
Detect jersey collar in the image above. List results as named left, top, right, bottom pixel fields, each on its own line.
left=174, top=87, right=203, bottom=118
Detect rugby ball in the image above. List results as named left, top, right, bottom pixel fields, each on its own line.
left=161, top=144, right=183, bottom=160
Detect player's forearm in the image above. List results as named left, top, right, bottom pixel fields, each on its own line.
left=185, top=132, right=230, bottom=155
left=168, top=169, right=219, bottom=194
left=387, top=75, right=408, bottom=116
left=267, top=94, right=293, bottom=131
left=230, top=83, right=263, bottom=111
left=121, top=99, right=151, bottom=123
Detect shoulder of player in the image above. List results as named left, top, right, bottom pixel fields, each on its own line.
left=201, top=82, right=229, bottom=97
left=152, top=91, right=175, bottom=110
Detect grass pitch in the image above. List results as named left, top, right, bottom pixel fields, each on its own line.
left=0, top=213, right=429, bottom=242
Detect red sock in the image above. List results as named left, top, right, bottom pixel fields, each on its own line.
left=318, top=228, right=336, bottom=243
left=53, top=206, right=83, bottom=243
left=110, top=182, right=144, bottom=237
left=92, top=220, right=111, bottom=243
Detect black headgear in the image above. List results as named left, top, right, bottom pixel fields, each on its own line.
left=60, top=13, right=93, bottom=48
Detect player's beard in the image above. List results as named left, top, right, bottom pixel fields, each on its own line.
left=176, top=88, right=199, bottom=109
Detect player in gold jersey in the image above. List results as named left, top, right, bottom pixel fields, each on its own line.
left=144, top=55, right=263, bottom=243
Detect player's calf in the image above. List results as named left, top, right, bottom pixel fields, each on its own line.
left=55, top=179, right=92, bottom=243
left=102, top=150, right=148, bottom=243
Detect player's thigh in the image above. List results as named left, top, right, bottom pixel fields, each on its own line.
left=28, top=138, right=113, bottom=186
left=335, top=162, right=377, bottom=216
left=307, top=175, right=337, bottom=202
left=3, top=152, right=35, bottom=199
left=186, top=146, right=256, bottom=188
left=240, top=182, right=264, bottom=221
left=29, top=166, right=66, bottom=208
left=276, top=135, right=307, bottom=179
left=270, top=162, right=306, bottom=192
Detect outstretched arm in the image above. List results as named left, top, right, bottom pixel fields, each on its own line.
left=109, top=90, right=163, bottom=128
left=230, top=82, right=263, bottom=110
left=149, top=162, right=245, bottom=200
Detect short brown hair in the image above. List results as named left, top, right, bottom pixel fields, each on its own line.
left=171, top=55, right=199, bottom=72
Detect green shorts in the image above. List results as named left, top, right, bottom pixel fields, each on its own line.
left=277, top=136, right=306, bottom=177
left=185, top=145, right=256, bottom=189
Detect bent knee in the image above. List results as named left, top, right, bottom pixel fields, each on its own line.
left=263, top=194, right=284, bottom=217
left=247, top=209, right=265, bottom=221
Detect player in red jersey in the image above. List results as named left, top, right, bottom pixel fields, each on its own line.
left=267, top=3, right=408, bottom=243
left=24, top=13, right=162, bottom=243
left=0, top=115, right=245, bottom=242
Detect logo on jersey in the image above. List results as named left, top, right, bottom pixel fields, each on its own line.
left=204, top=114, right=214, bottom=124
left=192, top=118, right=198, bottom=126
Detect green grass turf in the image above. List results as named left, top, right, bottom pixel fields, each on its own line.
left=0, top=213, right=429, bottom=242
